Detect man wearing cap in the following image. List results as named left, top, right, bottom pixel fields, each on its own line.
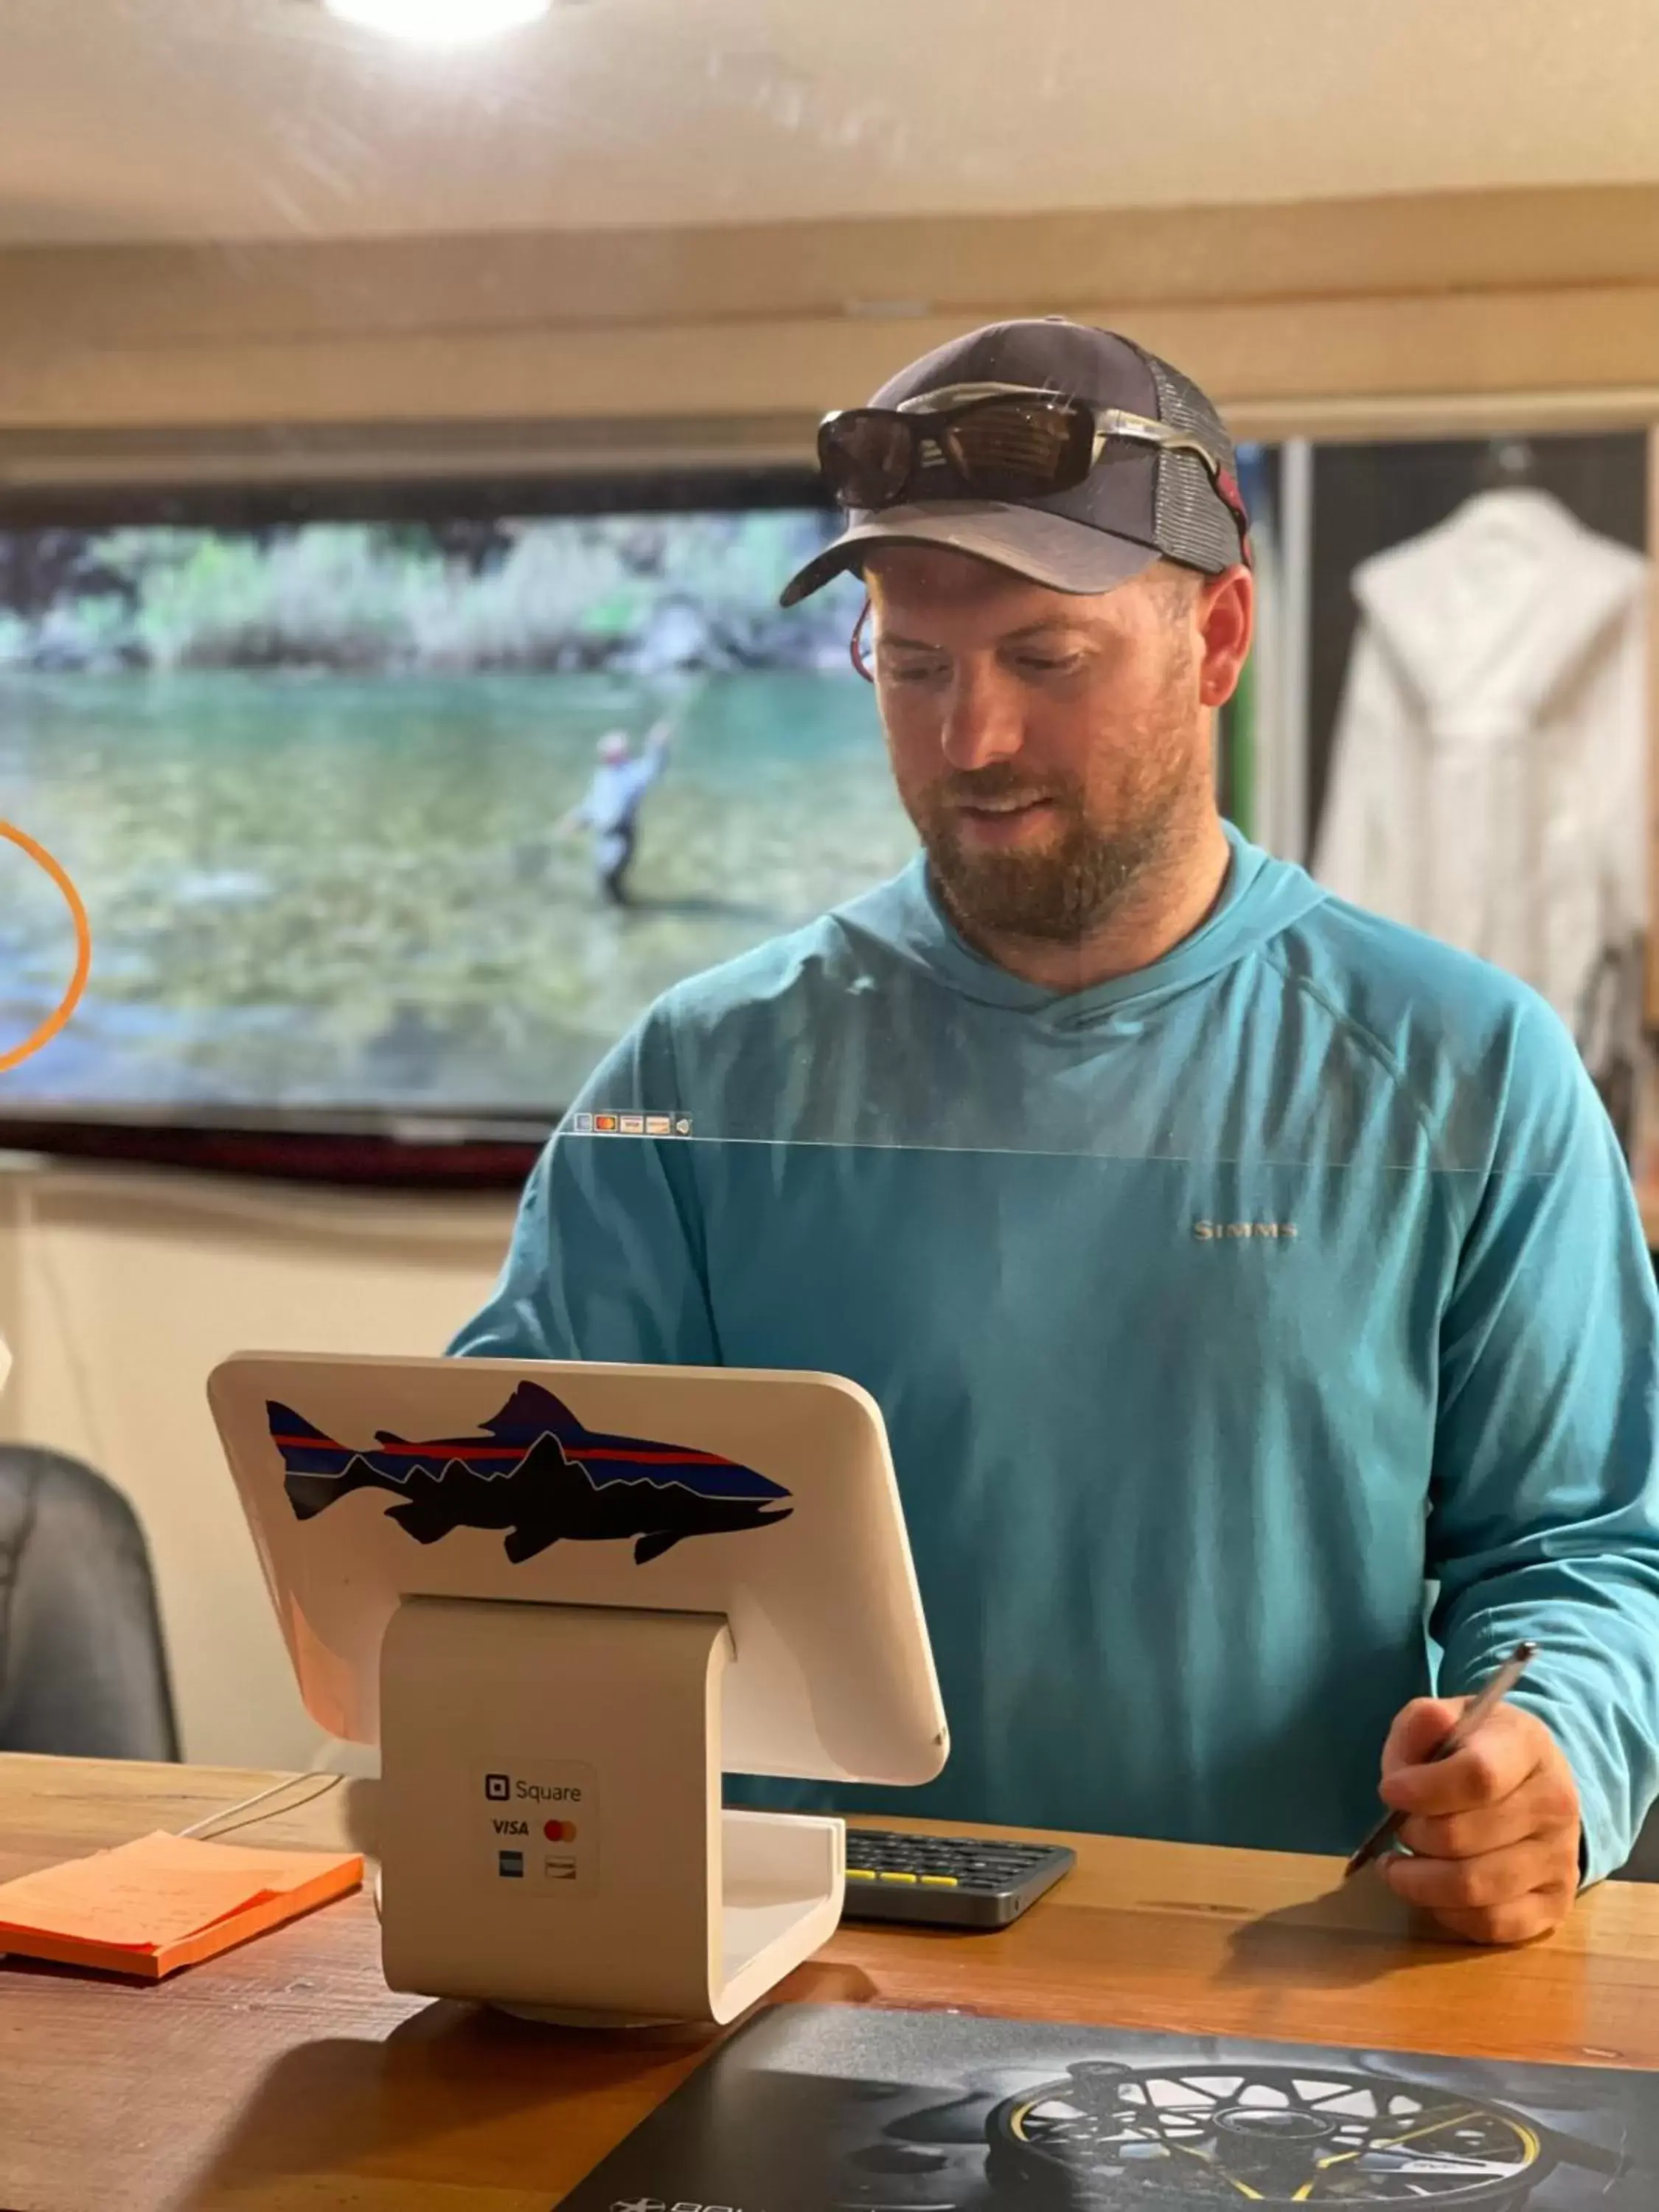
left=455, top=320, right=1659, bottom=1942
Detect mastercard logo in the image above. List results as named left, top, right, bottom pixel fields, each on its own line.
left=0, top=823, right=91, bottom=1075
left=542, top=1818, right=579, bottom=1843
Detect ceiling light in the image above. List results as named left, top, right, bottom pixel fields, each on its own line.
left=324, top=0, right=552, bottom=46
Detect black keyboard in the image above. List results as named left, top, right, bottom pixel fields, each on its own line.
left=841, top=1827, right=1076, bottom=1930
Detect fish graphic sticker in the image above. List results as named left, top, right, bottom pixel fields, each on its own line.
left=266, top=1381, right=793, bottom=1565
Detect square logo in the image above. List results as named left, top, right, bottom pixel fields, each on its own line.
left=484, top=1772, right=510, bottom=1801
left=498, top=1849, right=525, bottom=1878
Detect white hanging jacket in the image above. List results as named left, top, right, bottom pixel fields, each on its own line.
left=1314, top=488, right=1649, bottom=1043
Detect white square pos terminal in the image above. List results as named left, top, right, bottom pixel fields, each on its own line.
left=209, top=1351, right=947, bottom=2026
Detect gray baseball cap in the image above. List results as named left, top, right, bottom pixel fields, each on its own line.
left=780, top=318, right=1245, bottom=608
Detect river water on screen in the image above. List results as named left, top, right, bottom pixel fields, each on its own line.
left=0, top=667, right=914, bottom=1110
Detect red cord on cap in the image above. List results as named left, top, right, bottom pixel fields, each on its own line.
left=851, top=596, right=875, bottom=682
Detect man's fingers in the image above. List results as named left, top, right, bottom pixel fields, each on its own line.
left=1379, top=1706, right=1543, bottom=1818
left=1394, top=1798, right=1545, bottom=1862
left=1381, top=1697, right=1465, bottom=1776
left=1381, top=1834, right=1562, bottom=1916
left=1416, top=1888, right=1573, bottom=1947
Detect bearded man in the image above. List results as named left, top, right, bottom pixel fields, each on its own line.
left=453, top=320, right=1659, bottom=1944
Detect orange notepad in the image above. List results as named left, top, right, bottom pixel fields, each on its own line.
left=0, top=1829, right=363, bottom=1979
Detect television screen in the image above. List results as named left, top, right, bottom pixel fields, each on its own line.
left=0, top=503, right=912, bottom=1120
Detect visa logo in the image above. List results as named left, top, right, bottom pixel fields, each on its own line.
left=493, top=1818, right=530, bottom=1836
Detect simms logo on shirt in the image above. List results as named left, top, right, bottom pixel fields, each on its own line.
left=1193, top=1220, right=1298, bottom=1242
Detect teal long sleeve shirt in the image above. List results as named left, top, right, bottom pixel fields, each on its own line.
left=451, top=832, right=1659, bottom=1881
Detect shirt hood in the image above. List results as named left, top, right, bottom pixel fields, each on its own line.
left=835, top=825, right=1327, bottom=1027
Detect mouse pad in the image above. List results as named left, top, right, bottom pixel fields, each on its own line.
left=558, top=2000, right=1656, bottom=2211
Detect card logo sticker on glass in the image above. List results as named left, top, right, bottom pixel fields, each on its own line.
left=268, top=1381, right=793, bottom=1563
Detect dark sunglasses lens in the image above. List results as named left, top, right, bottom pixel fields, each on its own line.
left=942, top=400, right=1094, bottom=499
left=819, top=414, right=916, bottom=508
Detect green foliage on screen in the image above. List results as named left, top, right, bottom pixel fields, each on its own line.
left=0, top=511, right=849, bottom=675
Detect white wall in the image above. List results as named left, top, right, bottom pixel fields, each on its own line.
left=0, top=1154, right=515, bottom=1769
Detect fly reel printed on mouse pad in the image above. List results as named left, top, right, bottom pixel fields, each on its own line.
left=987, top=2060, right=1572, bottom=2208
left=554, top=2004, right=1653, bottom=2212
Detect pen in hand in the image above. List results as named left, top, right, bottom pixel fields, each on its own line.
left=1343, top=1641, right=1539, bottom=1880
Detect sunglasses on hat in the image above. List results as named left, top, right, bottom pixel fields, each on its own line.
left=818, top=381, right=1251, bottom=557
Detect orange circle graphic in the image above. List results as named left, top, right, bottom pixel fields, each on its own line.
left=0, top=822, right=93, bottom=1074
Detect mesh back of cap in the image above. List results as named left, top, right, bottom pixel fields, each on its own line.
left=1135, top=348, right=1245, bottom=574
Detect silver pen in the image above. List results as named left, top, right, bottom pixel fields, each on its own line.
left=1343, top=1640, right=1539, bottom=1879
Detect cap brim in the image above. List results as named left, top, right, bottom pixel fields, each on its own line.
left=779, top=503, right=1158, bottom=608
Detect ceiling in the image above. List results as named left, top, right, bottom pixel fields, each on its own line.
left=4, top=0, right=1659, bottom=245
